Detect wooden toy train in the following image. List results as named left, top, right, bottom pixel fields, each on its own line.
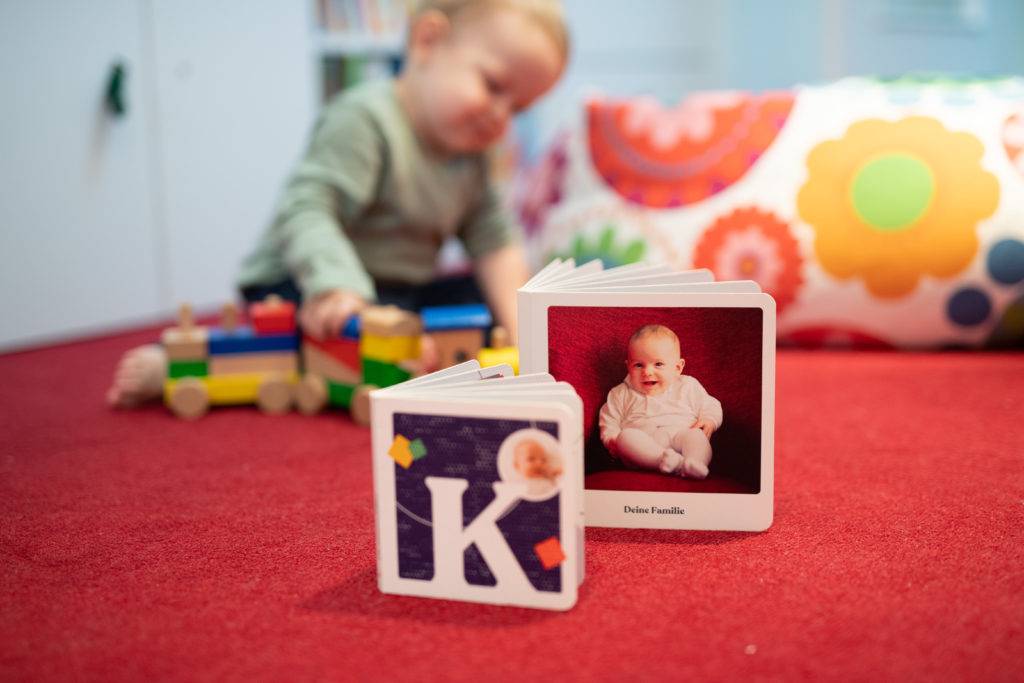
left=160, top=297, right=517, bottom=423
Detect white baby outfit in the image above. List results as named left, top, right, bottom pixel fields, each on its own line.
left=599, top=375, right=723, bottom=478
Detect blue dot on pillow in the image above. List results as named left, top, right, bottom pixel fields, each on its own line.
left=987, top=239, right=1024, bottom=285
left=947, top=287, right=992, bottom=327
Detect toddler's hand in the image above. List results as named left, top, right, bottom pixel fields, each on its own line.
left=692, top=418, right=715, bottom=439
left=299, top=289, right=366, bottom=340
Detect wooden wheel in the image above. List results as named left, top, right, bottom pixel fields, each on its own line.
left=350, top=384, right=378, bottom=426
left=257, top=374, right=293, bottom=414
left=169, top=378, right=209, bottom=420
left=295, top=374, right=328, bottom=415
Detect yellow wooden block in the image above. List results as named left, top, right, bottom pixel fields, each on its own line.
left=478, top=346, right=519, bottom=375
left=359, top=334, right=420, bottom=363
left=165, top=372, right=298, bottom=406
left=209, top=351, right=298, bottom=376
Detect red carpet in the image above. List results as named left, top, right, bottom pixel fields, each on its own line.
left=2, top=325, right=1023, bottom=681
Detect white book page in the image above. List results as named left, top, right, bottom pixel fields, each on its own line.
left=573, top=281, right=762, bottom=294
left=553, top=269, right=715, bottom=290
left=548, top=262, right=663, bottom=287
left=372, top=360, right=481, bottom=396
left=521, top=257, right=565, bottom=289
left=522, top=258, right=576, bottom=291
left=384, top=363, right=513, bottom=394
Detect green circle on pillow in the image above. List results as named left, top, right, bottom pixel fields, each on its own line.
left=851, top=154, right=935, bottom=232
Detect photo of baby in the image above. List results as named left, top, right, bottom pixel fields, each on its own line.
left=598, top=324, right=722, bottom=479
left=546, top=305, right=764, bottom=495
left=498, top=430, right=564, bottom=500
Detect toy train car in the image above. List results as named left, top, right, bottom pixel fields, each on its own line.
left=160, top=297, right=517, bottom=423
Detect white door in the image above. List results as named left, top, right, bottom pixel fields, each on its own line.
left=0, top=0, right=165, bottom=350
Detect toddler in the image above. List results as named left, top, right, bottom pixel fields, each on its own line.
left=108, top=0, right=568, bottom=406
left=598, top=325, right=722, bottom=479
left=513, top=438, right=562, bottom=495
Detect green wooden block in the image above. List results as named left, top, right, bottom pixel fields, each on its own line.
left=168, top=360, right=208, bottom=378
left=361, top=358, right=411, bottom=388
left=409, top=438, right=427, bottom=460
left=327, top=381, right=355, bottom=408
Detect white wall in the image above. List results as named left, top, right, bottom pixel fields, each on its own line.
left=0, top=1, right=317, bottom=351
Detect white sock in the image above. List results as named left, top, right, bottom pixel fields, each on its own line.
left=659, top=449, right=683, bottom=474
left=682, top=457, right=709, bottom=479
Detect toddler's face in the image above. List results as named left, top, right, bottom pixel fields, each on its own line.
left=514, top=440, right=552, bottom=479
left=626, top=335, right=684, bottom=396
left=412, top=8, right=563, bottom=154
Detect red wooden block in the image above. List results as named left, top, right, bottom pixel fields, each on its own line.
left=302, top=334, right=361, bottom=372
left=249, top=299, right=297, bottom=335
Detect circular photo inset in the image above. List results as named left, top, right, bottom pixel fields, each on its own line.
left=496, top=429, right=564, bottom=501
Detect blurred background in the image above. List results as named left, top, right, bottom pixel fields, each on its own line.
left=1, top=0, right=1022, bottom=351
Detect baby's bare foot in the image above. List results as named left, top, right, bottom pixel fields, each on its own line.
left=106, top=344, right=167, bottom=407
left=681, top=457, right=709, bottom=480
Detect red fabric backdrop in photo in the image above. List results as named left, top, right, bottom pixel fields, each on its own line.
left=547, top=306, right=763, bottom=493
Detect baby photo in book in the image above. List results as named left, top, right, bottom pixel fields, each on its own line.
left=370, top=362, right=583, bottom=610
left=550, top=306, right=762, bottom=495
left=518, top=260, right=775, bottom=531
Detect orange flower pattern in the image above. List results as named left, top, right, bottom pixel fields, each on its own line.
left=798, top=117, right=999, bottom=298
left=692, top=208, right=803, bottom=313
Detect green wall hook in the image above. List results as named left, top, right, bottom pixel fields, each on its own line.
left=105, top=61, right=127, bottom=117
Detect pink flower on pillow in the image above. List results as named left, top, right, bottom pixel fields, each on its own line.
left=623, top=93, right=745, bottom=149
left=517, top=132, right=569, bottom=235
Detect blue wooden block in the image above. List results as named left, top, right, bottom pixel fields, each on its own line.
left=342, top=315, right=360, bottom=340
left=420, top=304, right=492, bottom=332
left=208, top=325, right=300, bottom=355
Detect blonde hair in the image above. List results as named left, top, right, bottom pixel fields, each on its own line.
left=629, top=325, right=680, bottom=353
left=411, top=0, right=569, bottom=62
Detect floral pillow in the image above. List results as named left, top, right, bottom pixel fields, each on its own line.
left=516, top=76, right=1024, bottom=348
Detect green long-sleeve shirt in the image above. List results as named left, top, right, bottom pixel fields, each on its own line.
left=237, top=79, right=519, bottom=301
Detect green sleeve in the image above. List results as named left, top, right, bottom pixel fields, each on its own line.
left=457, top=172, right=522, bottom=259
left=272, top=100, right=382, bottom=300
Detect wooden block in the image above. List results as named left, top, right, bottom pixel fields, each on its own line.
left=477, top=346, right=519, bottom=374
left=161, top=326, right=209, bottom=361
left=421, top=304, right=491, bottom=332
left=207, top=326, right=299, bottom=355
left=359, top=333, right=420, bottom=363
left=201, top=372, right=298, bottom=405
left=221, top=302, right=240, bottom=332
left=430, top=328, right=484, bottom=369
left=302, top=343, right=361, bottom=385
left=249, top=297, right=297, bottom=335
left=361, top=358, right=411, bottom=387
left=360, top=305, right=421, bottom=337
left=209, top=351, right=298, bottom=375
left=341, top=315, right=360, bottom=340
left=168, top=359, right=208, bottom=378
left=327, top=380, right=355, bottom=408
left=303, top=335, right=360, bottom=370
left=490, top=326, right=510, bottom=348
